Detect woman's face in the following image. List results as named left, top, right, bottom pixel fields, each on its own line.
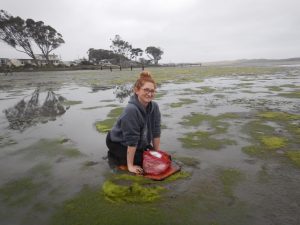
left=135, top=82, right=156, bottom=107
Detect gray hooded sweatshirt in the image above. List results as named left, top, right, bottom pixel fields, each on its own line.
left=109, top=94, right=161, bottom=150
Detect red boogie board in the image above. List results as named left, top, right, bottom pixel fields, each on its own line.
left=117, top=162, right=181, bottom=181
left=144, top=162, right=181, bottom=181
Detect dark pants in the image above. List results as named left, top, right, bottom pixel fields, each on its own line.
left=106, top=132, right=144, bottom=166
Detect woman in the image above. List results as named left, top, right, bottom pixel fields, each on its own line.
left=106, top=71, right=161, bottom=174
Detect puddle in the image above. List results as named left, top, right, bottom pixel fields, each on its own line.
left=0, top=66, right=300, bottom=225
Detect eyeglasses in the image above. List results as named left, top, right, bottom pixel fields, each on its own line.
left=141, top=88, right=156, bottom=94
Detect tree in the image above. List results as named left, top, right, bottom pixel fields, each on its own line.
left=145, top=46, right=164, bottom=65
left=110, top=35, right=132, bottom=65
left=0, top=10, right=64, bottom=66
left=87, top=48, right=119, bottom=64
left=0, top=10, right=38, bottom=65
left=26, top=19, right=64, bottom=64
left=130, top=48, right=143, bottom=62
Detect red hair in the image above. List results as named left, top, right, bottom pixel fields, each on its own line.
left=134, top=71, right=157, bottom=90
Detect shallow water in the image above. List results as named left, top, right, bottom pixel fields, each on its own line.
left=0, top=67, right=300, bottom=225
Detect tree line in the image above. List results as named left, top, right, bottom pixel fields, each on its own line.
left=0, top=10, right=164, bottom=67
left=88, top=34, right=164, bottom=66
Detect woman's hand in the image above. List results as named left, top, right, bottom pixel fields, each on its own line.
left=128, top=165, right=144, bottom=175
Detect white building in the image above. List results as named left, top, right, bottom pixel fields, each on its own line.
left=0, top=54, right=61, bottom=67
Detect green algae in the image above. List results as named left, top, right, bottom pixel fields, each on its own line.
left=178, top=109, right=238, bottom=151
left=59, top=137, right=70, bottom=144
left=268, top=110, right=296, bottom=124
left=105, top=103, right=120, bottom=107
left=180, top=112, right=232, bottom=134
left=257, top=164, right=271, bottom=183
left=214, top=94, right=226, bottom=98
left=112, top=174, right=156, bottom=185
left=95, top=118, right=116, bottom=133
left=0, top=177, right=45, bottom=206
left=239, top=82, right=254, bottom=87
left=258, top=111, right=300, bottom=121
left=169, top=98, right=197, bottom=108
left=95, top=107, right=123, bottom=133
left=81, top=105, right=103, bottom=110
left=163, top=171, right=191, bottom=182
left=178, top=131, right=236, bottom=150
left=175, top=156, right=200, bottom=168
left=267, top=86, right=283, bottom=92
left=180, top=113, right=213, bottom=127
left=49, top=170, right=248, bottom=225
left=279, top=90, right=300, bottom=98
left=242, top=111, right=299, bottom=160
left=161, top=123, right=168, bottom=129
left=242, top=145, right=265, bottom=156
left=286, top=151, right=300, bottom=167
left=62, top=100, right=82, bottom=106
left=50, top=185, right=167, bottom=225
left=32, top=202, right=48, bottom=212
left=11, top=139, right=83, bottom=159
left=260, top=136, right=287, bottom=150
left=103, top=181, right=164, bottom=203
left=29, top=163, right=52, bottom=177
left=154, top=90, right=167, bottom=99
left=242, top=120, right=275, bottom=140
left=107, top=107, right=124, bottom=118
left=196, top=86, right=216, bottom=94
left=219, top=168, right=244, bottom=198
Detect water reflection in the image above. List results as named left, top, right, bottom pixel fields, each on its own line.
left=113, top=84, right=133, bottom=103
left=4, top=88, right=67, bottom=131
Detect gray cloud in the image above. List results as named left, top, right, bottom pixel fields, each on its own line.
left=1, top=0, right=299, bottom=63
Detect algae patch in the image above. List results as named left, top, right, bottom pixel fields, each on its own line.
left=260, top=136, right=287, bottom=150
left=178, top=112, right=237, bottom=150
left=286, top=151, right=300, bottom=167
left=0, top=177, right=45, bottom=206
left=219, top=168, right=244, bottom=198
left=10, top=138, right=83, bottom=159
left=103, top=181, right=164, bottom=203
left=242, top=111, right=300, bottom=170
left=178, top=131, right=236, bottom=150
left=175, top=156, right=200, bottom=168
left=50, top=185, right=166, bottom=225
left=278, top=90, right=300, bottom=98
left=95, top=107, right=123, bottom=133
left=169, top=98, right=197, bottom=108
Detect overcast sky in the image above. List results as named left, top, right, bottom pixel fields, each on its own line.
left=1, top=0, right=300, bottom=63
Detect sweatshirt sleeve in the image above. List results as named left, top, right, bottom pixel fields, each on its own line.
left=121, top=105, right=142, bottom=147
left=152, top=102, right=161, bottom=138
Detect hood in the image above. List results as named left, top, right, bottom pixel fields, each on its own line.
left=128, top=94, right=153, bottom=115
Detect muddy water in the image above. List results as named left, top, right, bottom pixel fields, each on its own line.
left=0, top=67, right=300, bottom=225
